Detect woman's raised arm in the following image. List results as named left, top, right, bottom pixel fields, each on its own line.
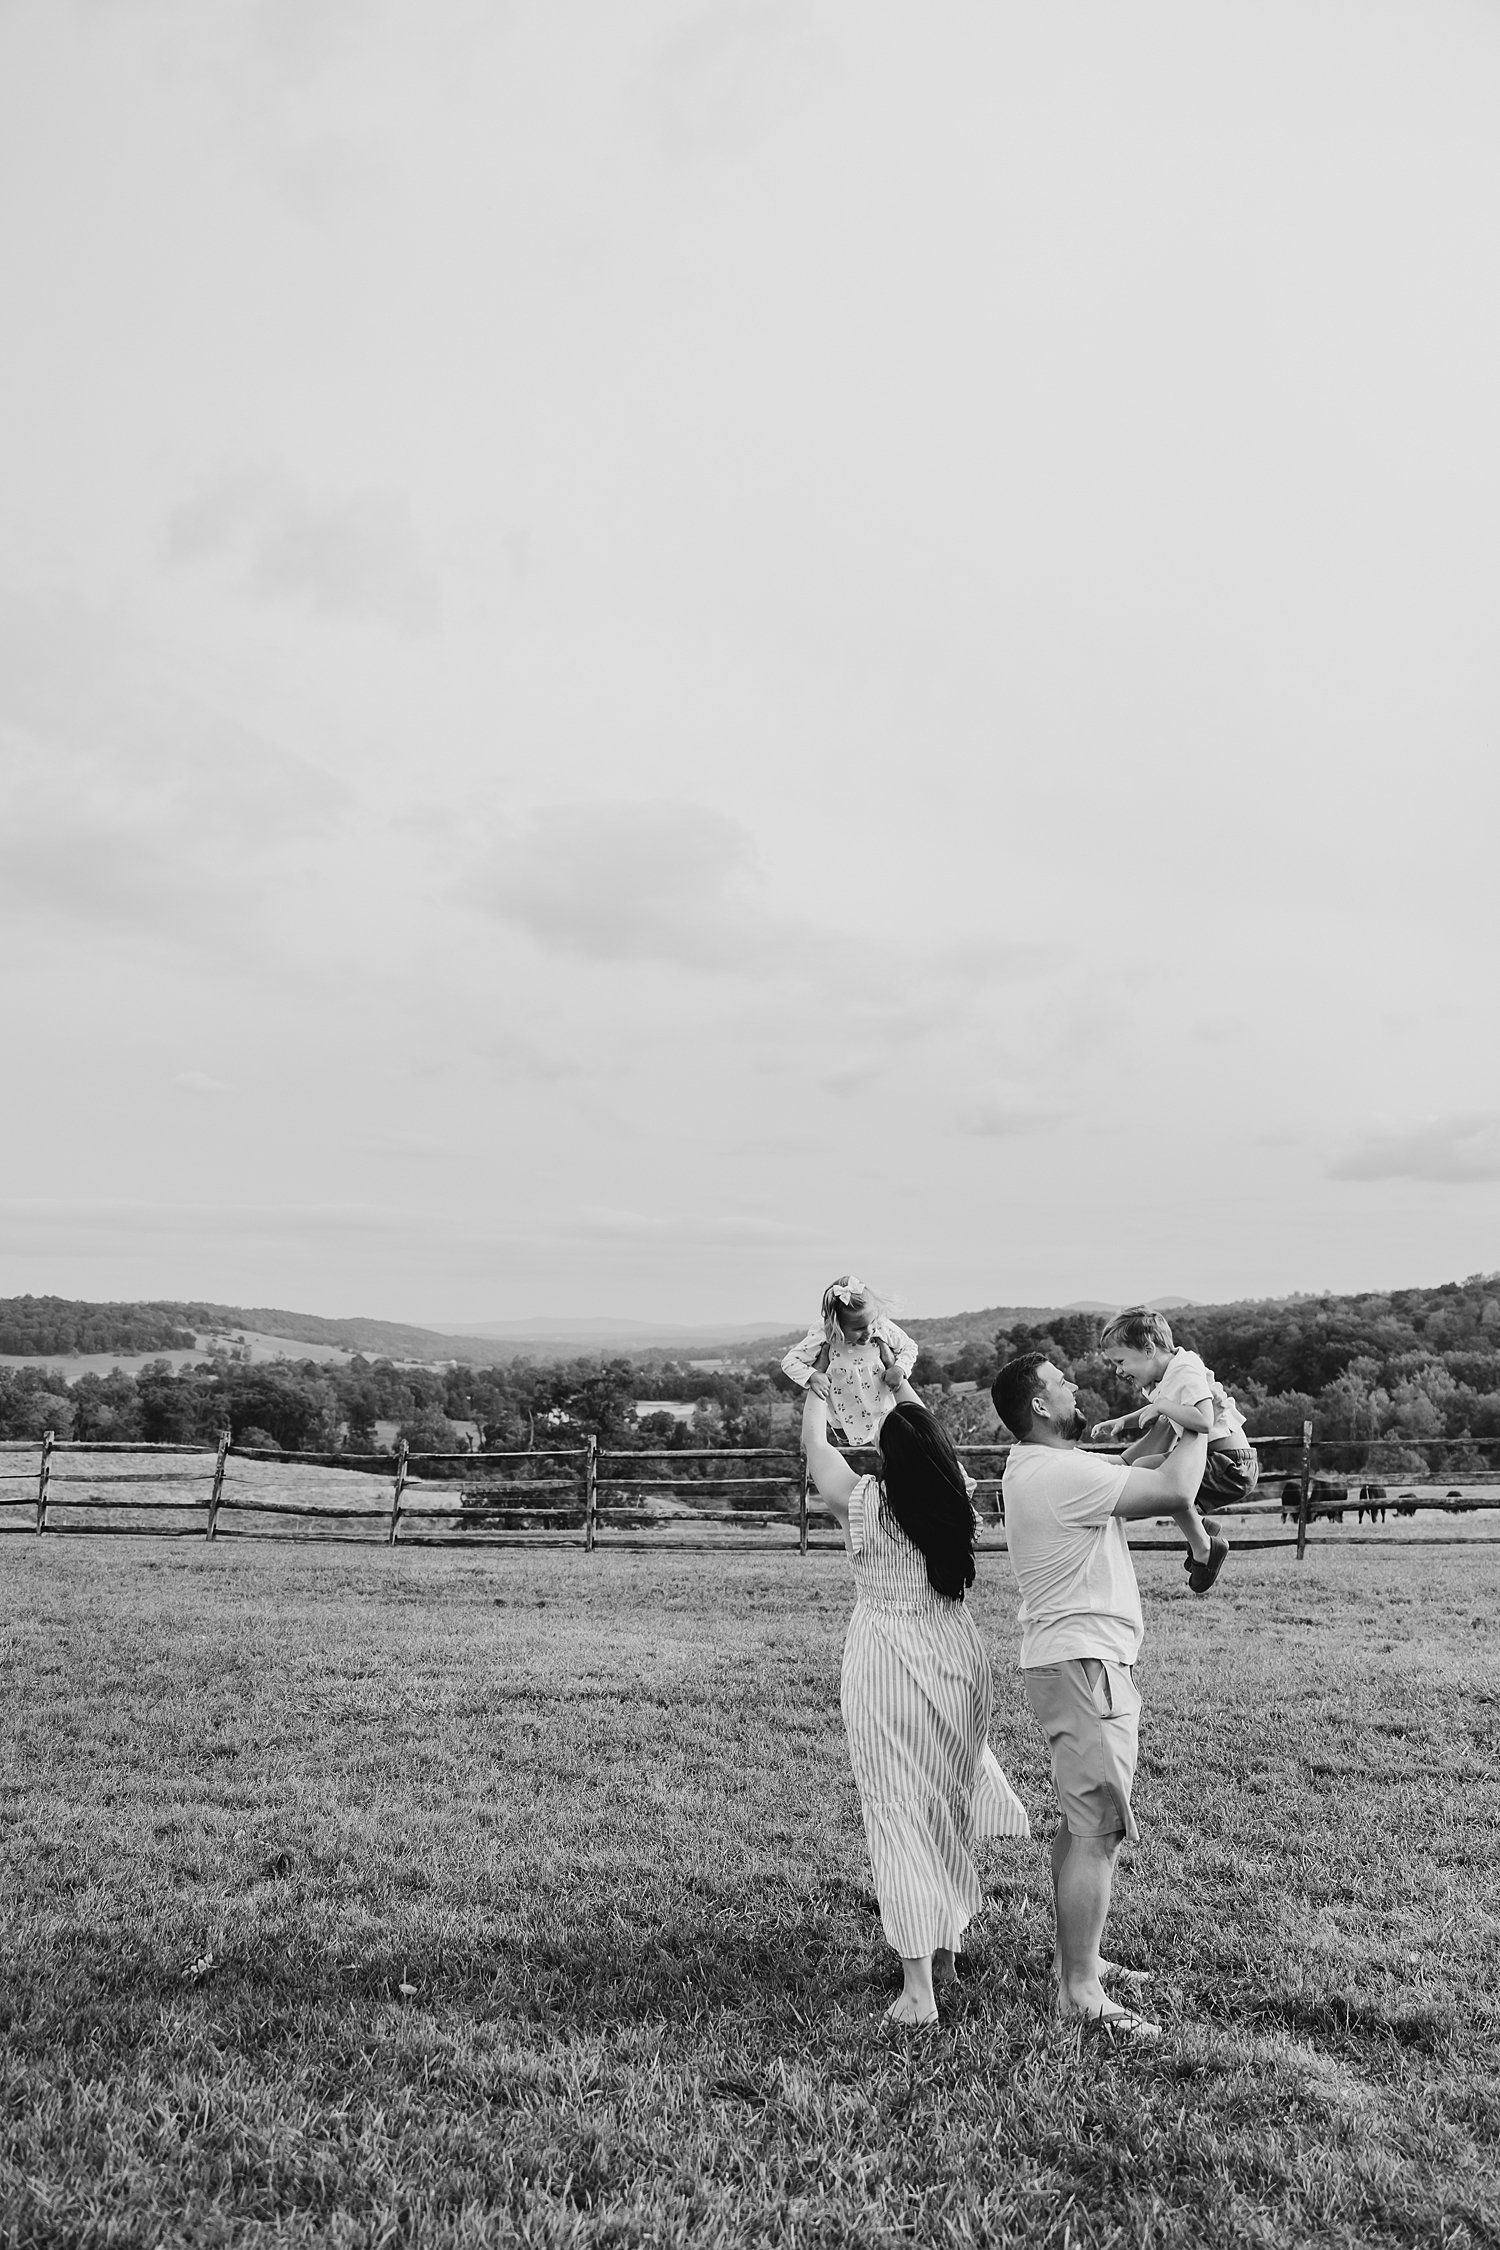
left=801, top=1390, right=859, bottom=1523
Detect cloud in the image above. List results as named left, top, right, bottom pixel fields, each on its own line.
left=0, top=712, right=347, bottom=943
left=1329, top=1116, right=1500, bottom=1184
left=0, top=589, right=350, bottom=942
left=558, top=1206, right=815, bottom=1252
left=174, top=1071, right=230, bottom=1097
left=0, top=1197, right=823, bottom=1270
left=169, top=468, right=443, bottom=631
left=473, top=801, right=797, bottom=974
left=960, top=1101, right=1061, bottom=1138
left=643, top=0, right=820, bottom=161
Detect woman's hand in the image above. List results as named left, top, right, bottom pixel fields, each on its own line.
left=876, top=1336, right=902, bottom=1389
left=807, top=1369, right=832, bottom=1400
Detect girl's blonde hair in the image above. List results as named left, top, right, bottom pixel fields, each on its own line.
left=820, top=1274, right=887, bottom=1330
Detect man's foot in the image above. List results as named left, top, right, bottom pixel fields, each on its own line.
left=883, top=1991, right=939, bottom=2026
left=1053, top=1956, right=1154, bottom=1991
left=1186, top=1533, right=1230, bottom=1594
left=1056, top=1997, right=1161, bottom=2042
left=1102, top=1959, right=1154, bottom=1990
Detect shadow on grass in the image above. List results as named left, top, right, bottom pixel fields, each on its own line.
left=1239, top=1992, right=1455, bottom=2055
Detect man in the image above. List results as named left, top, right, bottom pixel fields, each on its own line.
left=991, top=1350, right=1209, bottom=2042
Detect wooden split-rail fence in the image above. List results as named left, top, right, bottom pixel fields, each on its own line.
left=2, top=1425, right=1498, bottom=1557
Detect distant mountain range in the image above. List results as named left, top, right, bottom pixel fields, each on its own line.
left=0, top=1292, right=1195, bottom=1368
left=427, top=1316, right=797, bottom=1350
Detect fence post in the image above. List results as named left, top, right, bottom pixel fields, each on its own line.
left=798, top=1452, right=810, bottom=1556
left=1296, top=1417, right=1313, bottom=1560
left=583, top=1436, right=599, bottom=1550
left=206, top=1428, right=231, bottom=1540
left=35, top=1431, right=54, bottom=1533
left=388, top=1438, right=409, bottom=1546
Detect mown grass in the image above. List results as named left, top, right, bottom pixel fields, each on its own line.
left=1, top=1535, right=1497, bottom=2249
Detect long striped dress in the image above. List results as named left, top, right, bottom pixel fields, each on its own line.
left=840, top=1475, right=1030, bottom=1961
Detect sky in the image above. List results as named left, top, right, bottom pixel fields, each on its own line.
left=3, top=0, right=1500, bottom=1329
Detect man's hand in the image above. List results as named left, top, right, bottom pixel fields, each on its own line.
left=807, top=1369, right=832, bottom=1400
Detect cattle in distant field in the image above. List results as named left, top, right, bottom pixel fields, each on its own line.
left=1357, top=1483, right=1387, bottom=1525
left=1280, top=1477, right=1347, bottom=1524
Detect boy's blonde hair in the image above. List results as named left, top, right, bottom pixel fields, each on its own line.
left=1098, top=1307, right=1175, bottom=1354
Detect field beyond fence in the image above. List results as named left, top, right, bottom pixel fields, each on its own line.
left=3, top=1421, right=1500, bottom=1556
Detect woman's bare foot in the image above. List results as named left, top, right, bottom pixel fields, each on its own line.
left=885, top=1955, right=938, bottom=2025
left=884, top=1990, right=939, bottom=2026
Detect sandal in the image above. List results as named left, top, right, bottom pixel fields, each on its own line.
left=1086, top=2007, right=1161, bottom=2043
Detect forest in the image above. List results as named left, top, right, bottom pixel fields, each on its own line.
left=2, top=1274, right=1499, bottom=1475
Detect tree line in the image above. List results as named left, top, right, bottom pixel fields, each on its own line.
left=4, top=1273, right=1499, bottom=1473
left=0, top=1351, right=791, bottom=1457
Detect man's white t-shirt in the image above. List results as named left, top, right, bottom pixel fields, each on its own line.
left=1001, top=1444, right=1143, bottom=1668
left=1148, top=1347, right=1246, bottom=1444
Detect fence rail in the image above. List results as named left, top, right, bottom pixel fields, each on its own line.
left=2, top=1419, right=1499, bottom=1554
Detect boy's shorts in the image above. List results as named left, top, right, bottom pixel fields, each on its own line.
left=1199, top=1442, right=1260, bottom=1506
left=1024, top=1658, right=1141, bottom=1845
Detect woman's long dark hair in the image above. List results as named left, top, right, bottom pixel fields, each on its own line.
left=877, top=1402, right=975, bottom=1599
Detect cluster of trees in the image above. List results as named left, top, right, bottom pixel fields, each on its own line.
left=0, top=1350, right=789, bottom=1458
left=913, top=1278, right=1500, bottom=1466
left=0, top=1296, right=197, bottom=1357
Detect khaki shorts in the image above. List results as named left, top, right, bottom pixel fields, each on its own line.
left=1199, top=1443, right=1260, bottom=1506
left=1024, top=1658, right=1141, bottom=1844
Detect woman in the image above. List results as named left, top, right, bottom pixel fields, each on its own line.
left=802, top=1377, right=1029, bottom=2025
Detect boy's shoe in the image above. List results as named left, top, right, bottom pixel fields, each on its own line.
left=1185, top=1533, right=1229, bottom=1594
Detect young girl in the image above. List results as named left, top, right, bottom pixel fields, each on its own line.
left=782, top=1276, right=919, bottom=1445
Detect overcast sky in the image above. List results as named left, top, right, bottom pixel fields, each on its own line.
left=3, top=0, right=1499, bottom=1328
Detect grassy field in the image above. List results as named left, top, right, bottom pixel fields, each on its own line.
left=1, top=1536, right=1497, bottom=2250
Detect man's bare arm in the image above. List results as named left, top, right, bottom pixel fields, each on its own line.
left=1113, top=1432, right=1209, bottom=1519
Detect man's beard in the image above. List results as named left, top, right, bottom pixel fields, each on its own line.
left=1062, top=1406, right=1088, bottom=1440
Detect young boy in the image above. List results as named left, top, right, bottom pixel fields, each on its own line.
left=1090, top=1309, right=1257, bottom=1593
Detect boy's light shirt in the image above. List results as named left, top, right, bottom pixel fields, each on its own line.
left=782, top=1317, right=918, bottom=1444
left=1148, top=1347, right=1247, bottom=1444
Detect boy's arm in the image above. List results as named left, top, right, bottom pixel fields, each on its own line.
left=1149, top=1390, right=1216, bottom=1434
left=1120, top=1420, right=1172, bottom=1466
left=1090, top=1406, right=1151, bottom=1442
left=1111, top=1433, right=1209, bottom=1520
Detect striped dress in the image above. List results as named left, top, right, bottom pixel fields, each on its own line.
left=840, top=1475, right=1030, bottom=1961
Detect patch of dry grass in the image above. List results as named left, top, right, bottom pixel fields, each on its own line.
left=1, top=1538, right=1496, bottom=2248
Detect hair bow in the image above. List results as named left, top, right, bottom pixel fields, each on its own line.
left=827, top=1276, right=865, bottom=1306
